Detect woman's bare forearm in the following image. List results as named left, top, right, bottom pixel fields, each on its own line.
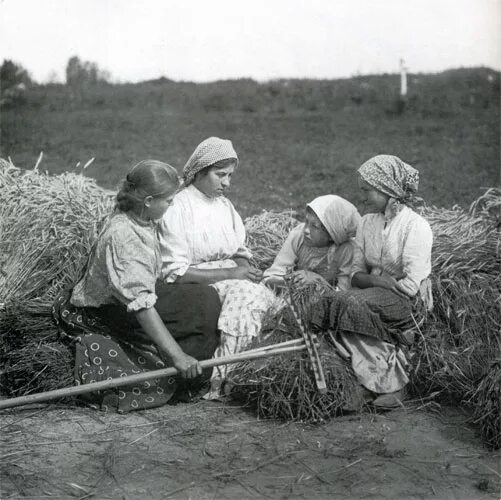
left=135, top=307, right=201, bottom=377
left=135, top=307, right=185, bottom=360
left=175, top=267, right=234, bottom=285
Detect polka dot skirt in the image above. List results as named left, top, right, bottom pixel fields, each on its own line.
left=53, top=291, right=176, bottom=412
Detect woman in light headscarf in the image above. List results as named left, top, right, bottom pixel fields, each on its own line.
left=263, top=195, right=361, bottom=291
left=311, top=155, right=433, bottom=409
left=160, top=137, right=261, bottom=284
left=159, top=137, right=277, bottom=398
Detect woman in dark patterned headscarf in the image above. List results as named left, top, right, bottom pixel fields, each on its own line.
left=311, top=155, right=433, bottom=410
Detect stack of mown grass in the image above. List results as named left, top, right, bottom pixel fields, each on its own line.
left=411, top=188, right=500, bottom=449
left=0, top=158, right=115, bottom=395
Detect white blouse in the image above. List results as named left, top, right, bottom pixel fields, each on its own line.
left=351, top=206, right=433, bottom=297
left=159, top=185, right=252, bottom=282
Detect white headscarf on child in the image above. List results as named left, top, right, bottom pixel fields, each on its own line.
left=307, top=195, right=361, bottom=246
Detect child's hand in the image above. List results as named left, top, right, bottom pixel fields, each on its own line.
left=290, top=270, right=324, bottom=287
left=264, top=276, right=286, bottom=290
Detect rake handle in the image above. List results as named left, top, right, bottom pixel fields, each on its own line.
left=0, top=343, right=306, bottom=411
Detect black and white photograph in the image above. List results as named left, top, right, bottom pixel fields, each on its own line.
left=0, top=0, right=499, bottom=498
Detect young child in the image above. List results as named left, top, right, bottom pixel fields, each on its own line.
left=262, top=195, right=361, bottom=290
left=205, top=194, right=360, bottom=400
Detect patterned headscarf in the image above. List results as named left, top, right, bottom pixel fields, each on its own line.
left=358, top=155, right=419, bottom=203
left=307, top=195, right=361, bottom=246
left=183, top=137, right=238, bottom=185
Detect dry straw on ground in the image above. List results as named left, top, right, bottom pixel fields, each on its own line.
left=0, top=159, right=499, bottom=449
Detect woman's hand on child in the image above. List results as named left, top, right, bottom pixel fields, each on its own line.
left=171, top=352, right=202, bottom=379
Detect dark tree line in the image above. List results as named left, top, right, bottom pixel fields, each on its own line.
left=65, top=56, right=111, bottom=86
left=1, top=60, right=33, bottom=90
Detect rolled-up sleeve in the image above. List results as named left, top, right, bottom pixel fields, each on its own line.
left=105, top=234, right=158, bottom=313
left=158, top=206, right=191, bottom=283
left=350, top=219, right=368, bottom=279
left=231, top=202, right=253, bottom=261
left=333, top=240, right=355, bottom=291
left=262, top=224, right=303, bottom=282
left=397, top=217, right=433, bottom=297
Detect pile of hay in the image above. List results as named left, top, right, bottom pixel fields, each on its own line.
left=230, top=282, right=365, bottom=421
left=245, top=209, right=299, bottom=270
left=0, top=158, right=114, bottom=394
left=231, top=331, right=363, bottom=422
left=0, top=341, right=74, bottom=397
left=468, top=359, right=501, bottom=450
left=409, top=189, right=500, bottom=448
left=0, top=158, right=498, bottom=449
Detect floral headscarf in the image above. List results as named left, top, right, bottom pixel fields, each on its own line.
left=358, top=155, right=419, bottom=203
left=183, top=137, right=238, bottom=185
left=307, top=195, right=361, bottom=246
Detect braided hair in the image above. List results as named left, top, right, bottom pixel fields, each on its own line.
left=116, top=160, right=179, bottom=212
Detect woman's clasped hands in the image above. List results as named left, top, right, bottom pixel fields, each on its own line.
left=372, top=270, right=408, bottom=297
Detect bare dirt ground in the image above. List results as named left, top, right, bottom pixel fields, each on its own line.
left=0, top=399, right=499, bottom=500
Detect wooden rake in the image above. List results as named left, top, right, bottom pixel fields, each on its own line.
left=0, top=335, right=325, bottom=411
left=0, top=286, right=328, bottom=410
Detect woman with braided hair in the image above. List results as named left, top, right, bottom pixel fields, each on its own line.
left=311, top=155, right=433, bottom=409
left=53, top=159, right=221, bottom=412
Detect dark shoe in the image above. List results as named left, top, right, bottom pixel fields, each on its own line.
left=372, top=388, right=407, bottom=410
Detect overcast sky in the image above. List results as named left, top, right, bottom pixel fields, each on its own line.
left=0, top=0, right=499, bottom=83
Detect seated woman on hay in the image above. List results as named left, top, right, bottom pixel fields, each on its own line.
left=311, top=154, right=433, bottom=409
left=52, top=160, right=221, bottom=413
left=159, top=137, right=279, bottom=399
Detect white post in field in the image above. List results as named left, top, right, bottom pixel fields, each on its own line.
left=400, top=58, right=408, bottom=97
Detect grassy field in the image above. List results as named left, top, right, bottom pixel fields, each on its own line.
left=1, top=67, right=499, bottom=218
left=0, top=68, right=500, bottom=498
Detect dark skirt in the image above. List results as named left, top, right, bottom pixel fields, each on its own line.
left=52, top=283, right=221, bottom=412
left=311, top=287, right=423, bottom=347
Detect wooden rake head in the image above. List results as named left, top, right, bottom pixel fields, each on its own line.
left=283, top=279, right=328, bottom=395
